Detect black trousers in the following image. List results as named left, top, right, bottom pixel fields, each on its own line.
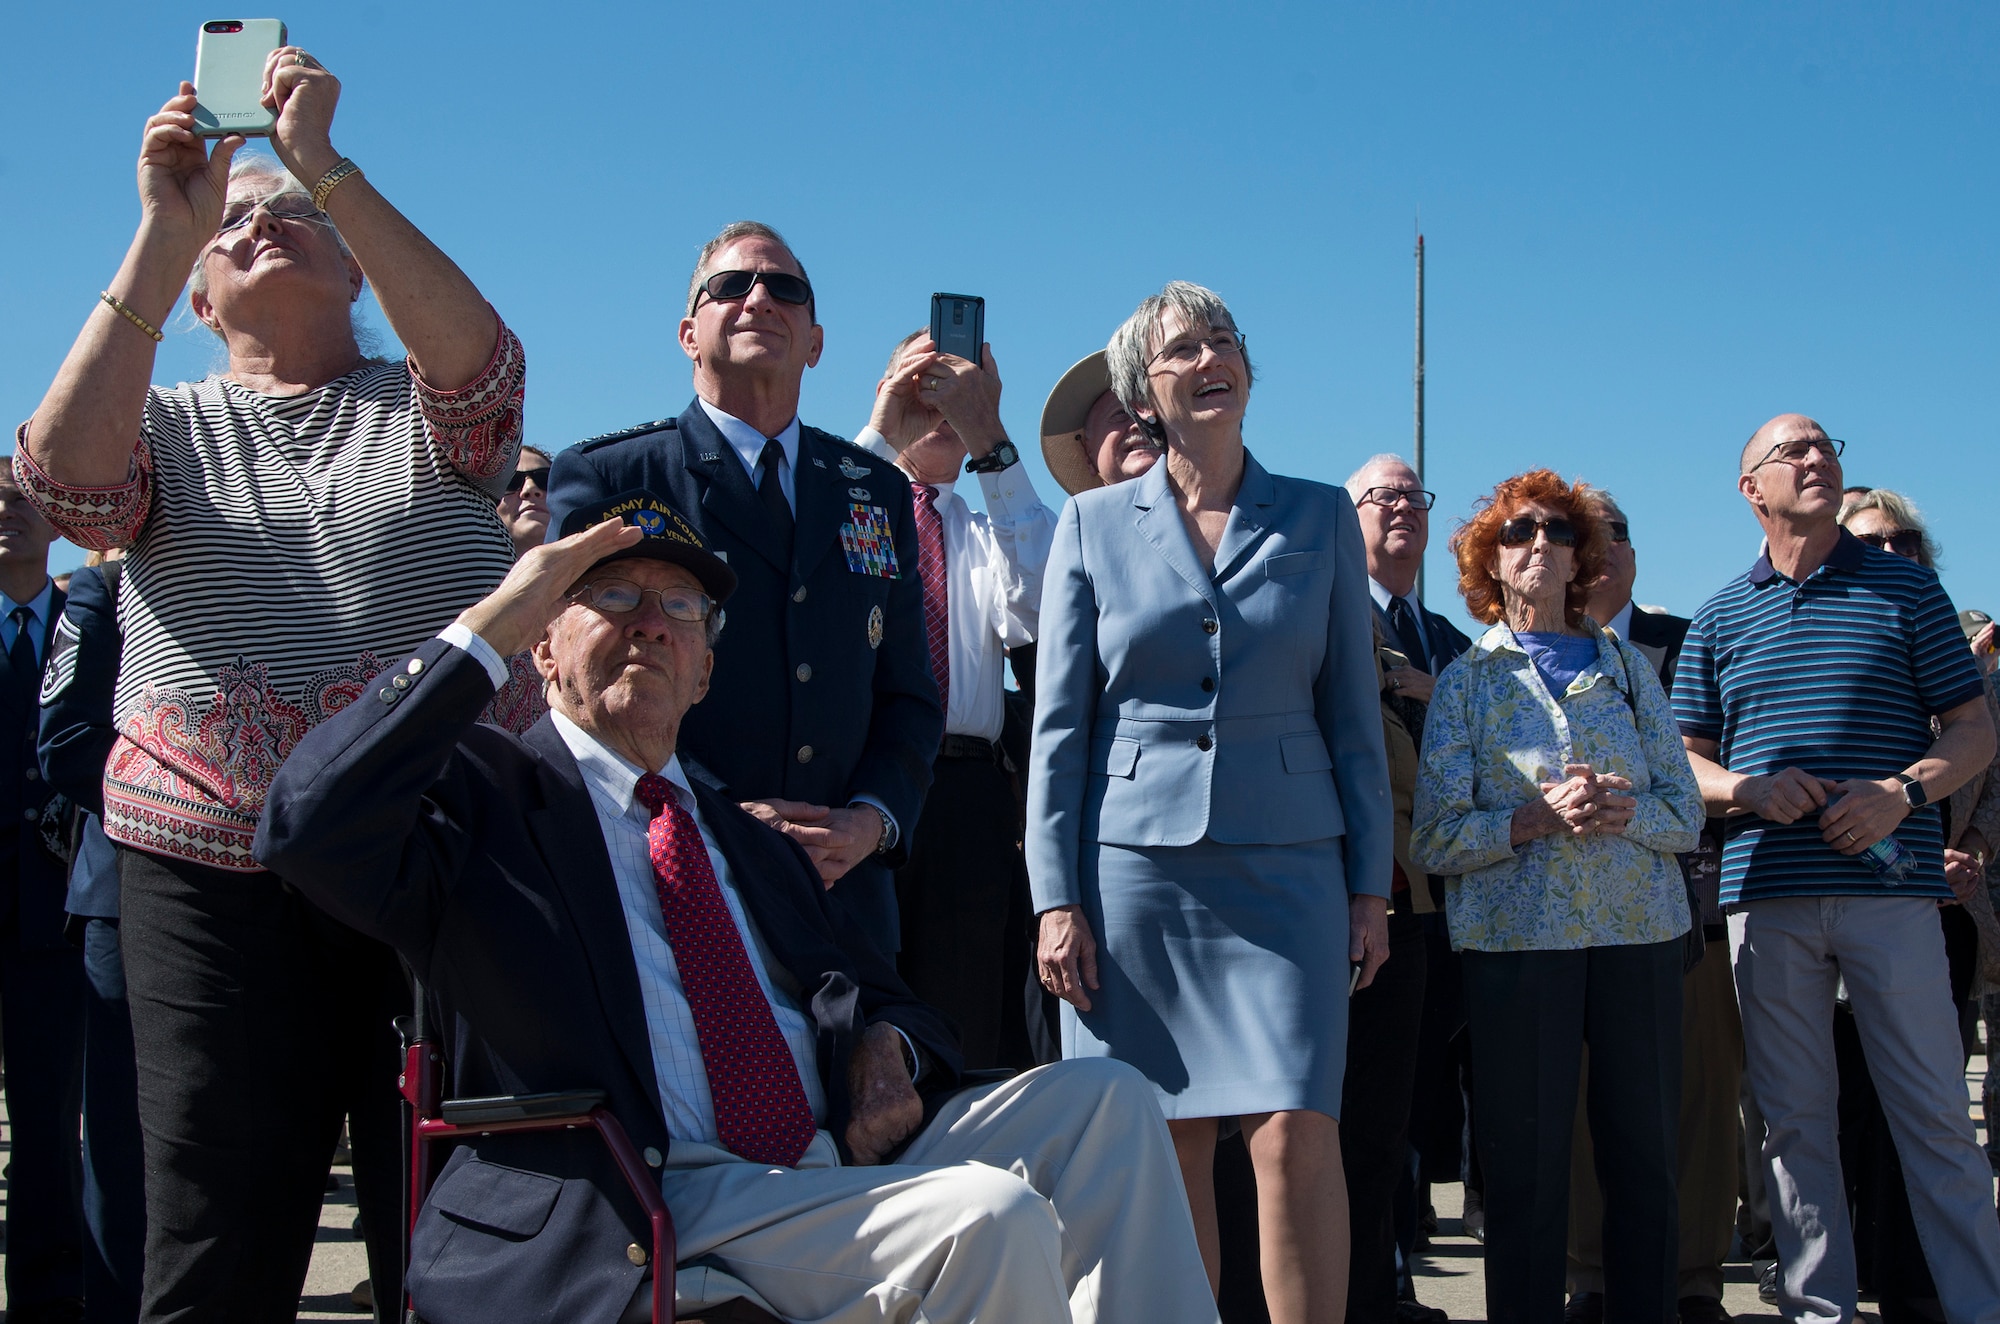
left=1343, top=906, right=1430, bottom=1323
left=893, top=753, right=1023, bottom=1070
left=0, top=918, right=87, bottom=1311
left=80, top=918, right=145, bottom=1324
left=117, top=846, right=407, bottom=1323
left=1463, top=939, right=1682, bottom=1324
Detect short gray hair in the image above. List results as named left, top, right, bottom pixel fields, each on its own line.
left=1344, top=453, right=1416, bottom=503
left=188, top=154, right=360, bottom=339
left=1838, top=487, right=1941, bottom=568
left=684, top=221, right=815, bottom=324
left=1573, top=482, right=1625, bottom=523
left=1105, top=280, right=1254, bottom=420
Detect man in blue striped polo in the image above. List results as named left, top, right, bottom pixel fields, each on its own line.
left=1674, top=413, right=2000, bottom=1324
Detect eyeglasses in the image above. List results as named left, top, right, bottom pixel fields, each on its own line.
left=1497, top=516, right=1578, bottom=548
left=1357, top=486, right=1436, bottom=511
left=1749, top=436, right=1845, bottom=470
left=505, top=466, right=549, bottom=494
left=213, top=192, right=334, bottom=239
left=569, top=580, right=716, bottom=624
left=1854, top=528, right=1924, bottom=558
left=693, top=269, right=814, bottom=310
left=1148, top=329, right=1246, bottom=370
left=1606, top=520, right=1630, bottom=544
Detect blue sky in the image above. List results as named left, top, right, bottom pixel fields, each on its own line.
left=4, top=3, right=1994, bottom=631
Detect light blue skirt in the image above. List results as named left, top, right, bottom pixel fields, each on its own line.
left=1064, top=836, right=1350, bottom=1121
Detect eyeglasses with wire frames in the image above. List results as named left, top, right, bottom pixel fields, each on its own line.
left=1496, top=516, right=1578, bottom=548
left=211, top=192, right=335, bottom=244
left=568, top=580, right=717, bottom=624
left=1749, top=436, right=1845, bottom=470
left=1852, top=528, right=1924, bottom=559
left=692, top=269, right=814, bottom=311
left=1356, top=486, right=1437, bottom=511
left=504, top=466, right=549, bottom=494
left=1147, top=328, right=1247, bottom=371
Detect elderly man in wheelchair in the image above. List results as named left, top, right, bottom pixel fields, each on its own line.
left=255, top=491, right=1217, bottom=1324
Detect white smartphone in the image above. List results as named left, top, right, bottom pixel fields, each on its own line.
left=193, top=19, right=287, bottom=139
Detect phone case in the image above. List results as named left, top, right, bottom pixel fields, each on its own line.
left=929, top=293, right=985, bottom=363
left=193, top=19, right=287, bottom=138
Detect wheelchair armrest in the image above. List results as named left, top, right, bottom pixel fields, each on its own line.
left=439, top=1090, right=608, bottom=1126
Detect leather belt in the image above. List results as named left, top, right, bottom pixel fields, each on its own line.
left=938, top=734, right=1001, bottom=763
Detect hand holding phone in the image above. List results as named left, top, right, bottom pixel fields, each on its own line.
left=193, top=19, right=287, bottom=138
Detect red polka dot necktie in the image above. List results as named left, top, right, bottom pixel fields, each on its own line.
left=911, top=483, right=950, bottom=713
left=633, top=773, right=815, bottom=1166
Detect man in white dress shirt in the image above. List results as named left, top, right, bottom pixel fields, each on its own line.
left=856, top=330, right=1057, bottom=1067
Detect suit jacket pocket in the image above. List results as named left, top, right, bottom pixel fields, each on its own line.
left=1280, top=732, right=1333, bottom=774
left=1265, top=550, right=1324, bottom=578
left=428, top=1157, right=561, bottom=1239
left=1090, top=736, right=1140, bottom=779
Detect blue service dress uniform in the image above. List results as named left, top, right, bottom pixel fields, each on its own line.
left=546, top=400, right=943, bottom=951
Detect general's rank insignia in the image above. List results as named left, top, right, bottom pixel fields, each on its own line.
left=867, top=605, right=884, bottom=650
left=839, top=503, right=901, bottom=578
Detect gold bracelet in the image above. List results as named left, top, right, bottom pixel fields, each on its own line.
left=100, top=291, right=162, bottom=343
left=311, top=157, right=362, bottom=212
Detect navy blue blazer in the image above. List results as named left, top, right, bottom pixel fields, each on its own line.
left=1370, top=595, right=1472, bottom=679
left=40, top=562, right=121, bottom=921
left=2, top=580, right=66, bottom=948
left=546, top=401, right=944, bottom=950
left=252, top=639, right=961, bottom=1324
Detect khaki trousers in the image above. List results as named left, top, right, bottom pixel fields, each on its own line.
left=1567, top=939, right=1743, bottom=1300
left=658, top=1058, right=1219, bottom=1323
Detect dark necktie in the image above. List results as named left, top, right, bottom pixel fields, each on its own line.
left=633, top=773, right=816, bottom=1167
left=1387, top=597, right=1430, bottom=676
left=8, top=606, right=37, bottom=682
left=756, top=439, right=794, bottom=553
left=911, top=483, right=950, bottom=714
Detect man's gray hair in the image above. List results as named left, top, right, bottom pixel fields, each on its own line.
left=1574, top=482, right=1625, bottom=523
left=1344, top=453, right=1417, bottom=503
left=187, top=154, right=361, bottom=341
left=684, top=221, right=816, bottom=324
left=1105, top=280, right=1253, bottom=420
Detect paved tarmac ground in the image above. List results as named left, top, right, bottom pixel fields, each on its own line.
left=3, top=1060, right=1995, bottom=1321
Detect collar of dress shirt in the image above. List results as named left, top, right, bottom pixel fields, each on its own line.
left=1604, top=600, right=1636, bottom=643
left=915, top=477, right=957, bottom=505
left=1, top=577, right=55, bottom=634
left=549, top=708, right=691, bottom=824
left=698, top=398, right=801, bottom=483
left=1367, top=576, right=1418, bottom=620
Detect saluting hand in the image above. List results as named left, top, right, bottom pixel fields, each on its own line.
left=452, top=519, right=641, bottom=659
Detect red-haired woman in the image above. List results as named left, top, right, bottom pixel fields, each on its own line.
left=1410, top=469, right=1702, bottom=1323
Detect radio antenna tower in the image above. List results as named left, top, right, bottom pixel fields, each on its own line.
left=1413, top=221, right=1426, bottom=598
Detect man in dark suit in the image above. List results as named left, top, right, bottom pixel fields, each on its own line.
left=546, top=222, right=941, bottom=955
left=0, top=464, right=85, bottom=1323
left=254, top=495, right=1215, bottom=1324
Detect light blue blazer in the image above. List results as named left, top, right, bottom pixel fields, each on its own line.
left=1025, top=451, right=1393, bottom=910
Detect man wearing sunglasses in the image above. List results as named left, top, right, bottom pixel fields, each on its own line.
left=1675, top=413, right=2000, bottom=1323
left=548, top=222, right=940, bottom=956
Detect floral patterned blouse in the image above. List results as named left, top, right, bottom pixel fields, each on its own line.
left=1411, top=622, right=1702, bottom=952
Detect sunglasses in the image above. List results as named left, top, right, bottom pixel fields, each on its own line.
left=505, top=466, right=549, bottom=494
left=569, top=581, right=716, bottom=624
left=1497, top=516, right=1578, bottom=548
left=1607, top=520, right=1629, bottom=543
left=1854, top=528, right=1923, bottom=558
left=694, top=269, right=814, bottom=309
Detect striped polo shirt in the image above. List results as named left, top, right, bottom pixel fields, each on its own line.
left=1673, top=529, right=1984, bottom=904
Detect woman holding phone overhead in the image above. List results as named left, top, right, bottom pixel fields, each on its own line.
left=1026, top=280, right=1392, bottom=1323
left=15, top=46, right=522, bottom=1321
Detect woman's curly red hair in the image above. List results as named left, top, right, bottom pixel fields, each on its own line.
left=1447, top=469, right=1608, bottom=628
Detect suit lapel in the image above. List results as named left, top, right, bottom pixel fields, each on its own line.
left=1130, top=461, right=1216, bottom=606
left=520, top=719, right=666, bottom=1120
left=791, top=430, right=852, bottom=582
left=1211, top=452, right=1276, bottom=585
left=0, top=584, right=59, bottom=717
left=679, top=403, right=789, bottom=574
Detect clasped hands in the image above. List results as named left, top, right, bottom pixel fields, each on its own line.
left=739, top=800, right=883, bottom=887
left=1736, top=766, right=1911, bottom=857
left=1512, top=763, right=1637, bottom=844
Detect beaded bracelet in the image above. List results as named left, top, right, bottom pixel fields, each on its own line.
left=100, top=291, right=162, bottom=343
left=312, top=157, right=363, bottom=212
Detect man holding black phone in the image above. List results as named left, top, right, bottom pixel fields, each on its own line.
left=855, top=329, right=1055, bottom=1067
left=546, top=222, right=942, bottom=955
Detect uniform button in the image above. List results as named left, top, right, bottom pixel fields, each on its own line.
left=626, top=1243, right=649, bottom=1266
left=379, top=688, right=398, bottom=704
left=1200, top=677, right=1215, bottom=692
left=793, top=586, right=808, bottom=603
left=22, top=807, right=38, bottom=823
left=391, top=674, right=411, bottom=690
left=1201, top=618, right=1218, bottom=635
left=796, top=664, right=812, bottom=683
left=1196, top=734, right=1213, bottom=752
left=24, top=767, right=39, bottom=781
left=643, top=1146, right=663, bottom=1169
left=797, top=745, right=814, bottom=764
left=407, top=656, right=425, bottom=676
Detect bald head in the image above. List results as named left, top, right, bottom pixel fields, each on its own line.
left=1741, top=413, right=1828, bottom=474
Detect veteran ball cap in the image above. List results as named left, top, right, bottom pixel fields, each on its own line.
left=560, top=489, right=738, bottom=603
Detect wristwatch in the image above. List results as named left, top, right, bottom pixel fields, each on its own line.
left=1895, top=771, right=1927, bottom=809
left=855, top=802, right=897, bottom=856
left=964, top=440, right=1020, bottom=474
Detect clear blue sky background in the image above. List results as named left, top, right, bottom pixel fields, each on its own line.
left=4, top=3, right=1994, bottom=633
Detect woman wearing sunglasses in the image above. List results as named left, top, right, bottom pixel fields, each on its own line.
left=1027, top=280, right=1392, bottom=1322
left=1410, top=469, right=1702, bottom=1323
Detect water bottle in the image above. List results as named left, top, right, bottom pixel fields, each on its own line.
left=1823, top=793, right=1914, bottom=884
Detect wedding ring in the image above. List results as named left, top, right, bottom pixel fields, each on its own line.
left=1844, top=830, right=1857, bottom=843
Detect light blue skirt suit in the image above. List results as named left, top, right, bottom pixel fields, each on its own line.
left=1026, top=452, right=1392, bottom=1120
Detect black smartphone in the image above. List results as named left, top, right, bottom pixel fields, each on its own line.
left=929, top=293, right=984, bottom=364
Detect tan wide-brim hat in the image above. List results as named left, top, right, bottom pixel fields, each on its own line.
left=1039, top=351, right=1114, bottom=496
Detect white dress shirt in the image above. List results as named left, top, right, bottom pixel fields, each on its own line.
left=699, top=398, right=800, bottom=512
left=1368, top=577, right=1430, bottom=663
left=854, top=427, right=1055, bottom=742
left=1603, top=600, right=1636, bottom=643
left=1, top=578, right=55, bottom=665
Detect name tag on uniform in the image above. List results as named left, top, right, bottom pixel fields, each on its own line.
left=839, top=503, right=901, bottom=578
